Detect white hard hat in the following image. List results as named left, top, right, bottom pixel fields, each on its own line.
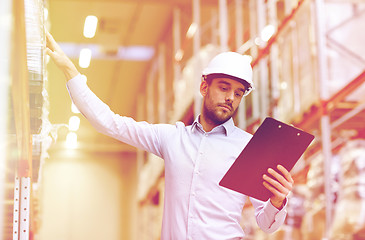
left=202, top=52, right=254, bottom=96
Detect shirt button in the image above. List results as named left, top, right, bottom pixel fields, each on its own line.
left=192, top=192, right=196, bottom=196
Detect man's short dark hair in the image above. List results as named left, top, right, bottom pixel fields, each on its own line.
left=203, top=73, right=251, bottom=90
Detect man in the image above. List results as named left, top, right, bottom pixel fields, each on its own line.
left=46, top=32, right=293, bottom=240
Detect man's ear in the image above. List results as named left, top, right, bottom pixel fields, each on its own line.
left=200, top=80, right=208, bottom=97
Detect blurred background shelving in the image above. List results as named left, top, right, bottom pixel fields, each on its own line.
left=1, top=0, right=365, bottom=239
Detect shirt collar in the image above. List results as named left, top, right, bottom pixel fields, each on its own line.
left=192, top=115, right=235, bottom=136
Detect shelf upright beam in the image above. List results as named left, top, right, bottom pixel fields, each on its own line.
left=192, top=0, right=201, bottom=119
left=13, top=178, right=20, bottom=240
left=12, top=0, right=32, bottom=179
left=19, top=178, right=31, bottom=240
left=11, top=0, right=32, bottom=239
left=268, top=0, right=280, bottom=119
left=235, top=0, right=247, bottom=129
left=219, top=0, right=229, bottom=52
left=158, top=43, right=167, bottom=123
left=314, top=0, right=332, bottom=238
left=249, top=0, right=260, bottom=121
left=173, top=7, right=181, bottom=97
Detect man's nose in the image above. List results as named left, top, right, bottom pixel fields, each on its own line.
left=225, top=91, right=234, bottom=102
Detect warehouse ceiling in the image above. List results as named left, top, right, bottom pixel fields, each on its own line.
left=47, top=0, right=219, bottom=153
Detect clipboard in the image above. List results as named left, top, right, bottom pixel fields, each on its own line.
left=219, top=117, right=314, bottom=201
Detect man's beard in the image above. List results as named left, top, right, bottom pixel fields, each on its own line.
left=202, top=98, right=235, bottom=126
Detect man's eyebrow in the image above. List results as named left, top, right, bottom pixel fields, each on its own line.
left=238, top=88, right=245, bottom=93
left=217, top=79, right=230, bottom=85
left=217, top=79, right=246, bottom=93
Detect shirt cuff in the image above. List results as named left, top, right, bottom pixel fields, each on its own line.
left=266, top=198, right=288, bottom=220
left=66, top=73, right=87, bottom=91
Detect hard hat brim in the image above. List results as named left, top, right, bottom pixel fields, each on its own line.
left=203, top=73, right=254, bottom=97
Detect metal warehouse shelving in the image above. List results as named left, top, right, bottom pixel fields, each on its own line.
left=2, top=0, right=47, bottom=239
left=137, top=0, right=365, bottom=239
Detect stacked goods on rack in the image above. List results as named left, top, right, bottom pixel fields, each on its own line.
left=330, top=140, right=365, bottom=239
left=24, top=0, right=51, bottom=237
left=240, top=205, right=265, bottom=240
left=24, top=0, right=45, bottom=182
left=277, top=186, right=308, bottom=240
left=301, top=154, right=326, bottom=240
left=238, top=190, right=308, bottom=240
left=276, top=0, right=319, bottom=124
left=252, top=185, right=308, bottom=240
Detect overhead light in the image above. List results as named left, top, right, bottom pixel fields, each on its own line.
left=66, top=132, right=78, bottom=148
left=261, top=24, right=275, bottom=42
left=254, top=37, right=262, bottom=46
left=58, top=43, right=155, bottom=61
left=83, top=15, right=98, bottom=38
left=175, top=49, right=184, bottom=62
left=44, top=8, right=48, bottom=21
left=79, top=48, right=92, bottom=68
left=118, top=46, right=155, bottom=61
left=68, top=116, right=80, bottom=131
left=280, top=82, right=288, bottom=90
left=186, top=22, right=198, bottom=39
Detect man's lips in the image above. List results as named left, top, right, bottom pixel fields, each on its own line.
left=218, top=104, right=232, bottom=111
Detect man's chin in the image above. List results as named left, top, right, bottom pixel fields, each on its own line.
left=203, top=106, right=233, bottom=126
left=213, top=112, right=232, bottom=124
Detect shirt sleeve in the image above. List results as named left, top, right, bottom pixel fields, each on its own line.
left=66, top=74, right=164, bottom=158
left=249, top=197, right=288, bottom=233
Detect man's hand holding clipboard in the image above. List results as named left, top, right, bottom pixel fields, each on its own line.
left=219, top=117, right=314, bottom=207
left=262, top=164, right=294, bottom=209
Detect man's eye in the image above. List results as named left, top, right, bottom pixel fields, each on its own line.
left=235, top=92, right=243, bottom=97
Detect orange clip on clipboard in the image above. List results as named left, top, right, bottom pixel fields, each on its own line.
left=219, top=117, right=314, bottom=201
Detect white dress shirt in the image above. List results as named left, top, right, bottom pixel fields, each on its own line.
left=66, top=74, right=287, bottom=240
